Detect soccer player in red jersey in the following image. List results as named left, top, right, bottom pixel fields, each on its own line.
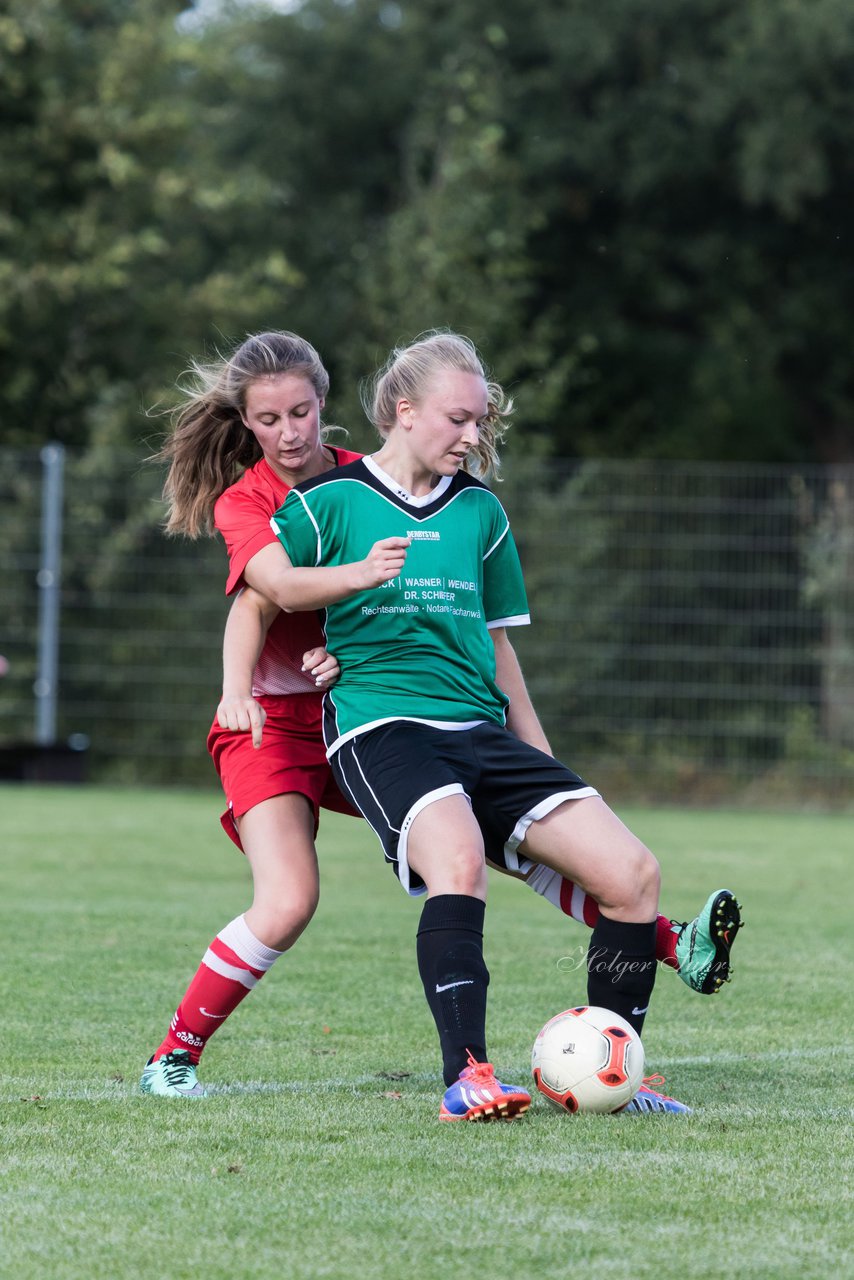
left=140, top=331, right=364, bottom=1097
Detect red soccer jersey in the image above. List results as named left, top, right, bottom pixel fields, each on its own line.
left=214, top=448, right=362, bottom=696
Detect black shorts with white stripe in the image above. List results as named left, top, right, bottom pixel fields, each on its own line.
left=330, top=720, right=598, bottom=895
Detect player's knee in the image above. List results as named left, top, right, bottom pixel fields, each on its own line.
left=632, top=844, right=660, bottom=912
left=416, top=841, right=486, bottom=897
left=603, top=840, right=660, bottom=917
left=290, top=883, right=320, bottom=934
left=458, top=862, right=488, bottom=897
left=451, top=842, right=487, bottom=893
left=254, top=885, right=319, bottom=950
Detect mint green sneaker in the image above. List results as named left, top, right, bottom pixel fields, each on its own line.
left=673, top=889, right=742, bottom=994
left=140, top=1049, right=207, bottom=1098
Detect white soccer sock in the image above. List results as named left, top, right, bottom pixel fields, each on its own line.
left=217, top=914, right=284, bottom=973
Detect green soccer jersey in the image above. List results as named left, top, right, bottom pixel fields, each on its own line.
left=270, top=456, right=530, bottom=754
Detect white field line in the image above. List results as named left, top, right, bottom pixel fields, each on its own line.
left=2, top=1072, right=440, bottom=1103
left=655, top=1045, right=854, bottom=1067
left=3, top=1045, right=850, bottom=1104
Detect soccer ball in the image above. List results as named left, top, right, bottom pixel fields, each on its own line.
left=531, top=1006, right=645, bottom=1114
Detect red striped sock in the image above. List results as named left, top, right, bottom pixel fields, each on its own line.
left=524, top=866, right=680, bottom=966
left=525, top=863, right=600, bottom=926
left=153, top=915, right=283, bottom=1064
left=656, top=914, right=679, bottom=969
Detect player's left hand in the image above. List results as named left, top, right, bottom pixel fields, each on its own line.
left=217, top=694, right=267, bottom=748
left=302, top=646, right=340, bottom=688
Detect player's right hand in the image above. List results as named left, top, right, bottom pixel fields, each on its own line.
left=217, top=694, right=267, bottom=749
left=359, top=536, right=410, bottom=588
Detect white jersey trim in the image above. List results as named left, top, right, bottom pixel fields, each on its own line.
left=270, top=491, right=323, bottom=565
left=486, top=613, right=530, bottom=629
left=326, top=715, right=490, bottom=758
left=483, top=521, right=511, bottom=561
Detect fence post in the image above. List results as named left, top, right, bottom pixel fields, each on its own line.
left=34, top=442, right=65, bottom=746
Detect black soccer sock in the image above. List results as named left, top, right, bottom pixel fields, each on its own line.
left=416, top=894, right=490, bottom=1086
left=586, top=914, right=657, bottom=1037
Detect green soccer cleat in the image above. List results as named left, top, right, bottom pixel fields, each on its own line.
left=673, top=889, right=743, bottom=995
left=140, top=1049, right=207, bottom=1098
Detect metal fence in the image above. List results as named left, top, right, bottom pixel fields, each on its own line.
left=2, top=448, right=852, bottom=803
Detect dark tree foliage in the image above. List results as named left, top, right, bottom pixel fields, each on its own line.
left=1, top=0, right=852, bottom=461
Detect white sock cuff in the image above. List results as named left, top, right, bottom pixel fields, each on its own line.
left=218, top=915, right=284, bottom=972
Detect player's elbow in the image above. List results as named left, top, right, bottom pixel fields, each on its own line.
left=269, top=592, right=297, bottom=614
left=260, top=574, right=301, bottom=613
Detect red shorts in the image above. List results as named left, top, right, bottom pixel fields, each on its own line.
left=206, top=693, right=360, bottom=851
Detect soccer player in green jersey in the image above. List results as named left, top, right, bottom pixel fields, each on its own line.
left=226, top=332, right=743, bottom=1120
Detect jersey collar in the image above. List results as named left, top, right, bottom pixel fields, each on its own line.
left=363, top=455, right=453, bottom=507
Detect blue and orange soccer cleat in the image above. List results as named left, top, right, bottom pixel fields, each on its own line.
left=440, top=1052, right=531, bottom=1122
left=620, top=1075, right=691, bottom=1115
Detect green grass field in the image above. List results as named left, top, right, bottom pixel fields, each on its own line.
left=2, top=785, right=852, bottom=1279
